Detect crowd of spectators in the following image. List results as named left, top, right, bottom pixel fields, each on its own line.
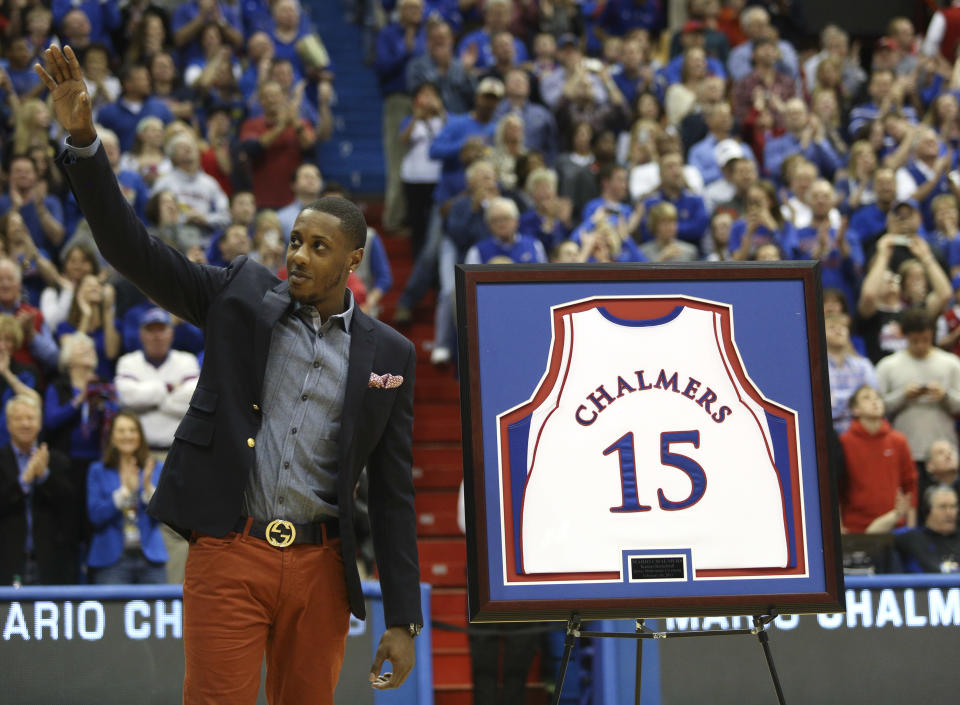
left=376, top=0, right=959, bottom=572
left=0, top=0, right=959, bottom=587
left=0, top=0, right=399, bottom=587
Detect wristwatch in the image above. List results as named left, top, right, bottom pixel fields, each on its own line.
left=407, top=623, right=422, bottom=638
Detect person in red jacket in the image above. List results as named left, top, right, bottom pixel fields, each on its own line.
left=839, top=385, right=918, bottom=533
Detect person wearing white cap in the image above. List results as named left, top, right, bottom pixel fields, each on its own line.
left=703, top=139, right=751, bottom=212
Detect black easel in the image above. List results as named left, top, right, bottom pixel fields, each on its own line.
left=549, top=610, right=788, bottom=705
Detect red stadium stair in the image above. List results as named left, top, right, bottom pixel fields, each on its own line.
left=369, top=205, right=549, bottom=705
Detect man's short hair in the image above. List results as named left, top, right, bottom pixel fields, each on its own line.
left=5, top=393, right=40, bottom=420
left=899, top=307, right=935, bottom=335
left=484, top=196, right=519, bottom=223
left=301, top=197, right=367, bottom=250
left=923, top=484, right=958, bottom=515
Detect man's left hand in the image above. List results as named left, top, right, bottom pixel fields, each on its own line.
left=369, top=626, right=415, bottom=690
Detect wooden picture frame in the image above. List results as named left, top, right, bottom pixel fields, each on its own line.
left=456, top=263, right=845, bottom=622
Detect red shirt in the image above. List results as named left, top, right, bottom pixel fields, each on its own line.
left=239, top=116, right=315, bottom=209
left=839, top=418, right=918, bottom=533
left=200, top=147, right=233, bottom=198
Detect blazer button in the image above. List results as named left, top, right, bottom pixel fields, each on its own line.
left=252, top=403, right=260, bottom=412
left=247, top=438, right=256, bottom=448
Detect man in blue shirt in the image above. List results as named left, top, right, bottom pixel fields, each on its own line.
left=457, top=0, right=527, bottom=70
left=764, top=98, right=842, bottom=183
left=464, top=197, right=547, bottom=264
left=492, top=70, right=558, bottom=165
left=0, top=156, right=65, bottom=255
left=726, top=5, right=799, bottom=82
left=52, top=0, right=120, bottom=51
left=96, top=65, right=174, bottom=152
left=642, top=152, right=709, bottom=246
left=687, top=101, right=755, bottom=185
left=406, top=18, right=475, bottom=114
left=376, top=0, right=427, bottom=231
left=848, top=167, right=898, bottom=264
left=848, top=68, right=918, bottom=137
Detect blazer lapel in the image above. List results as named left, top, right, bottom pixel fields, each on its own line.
left=338, top=308, right=376, bottom=478
left=253, top=280, right=292, bottom=396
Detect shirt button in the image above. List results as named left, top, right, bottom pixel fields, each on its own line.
left=301, top=394, right=308, bottom=401
left=247, top=438, right=256, bottom=448
left=283, top=461, right=290, bottom=469
left=278, top=497, right=284, bottom=504
left=313, top=360, right=320, bottom=368
left=291, top=427, right=297, bottom=435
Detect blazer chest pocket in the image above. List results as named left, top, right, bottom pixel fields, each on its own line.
left=175, top=413, right=215, bottom=447
left=189, top=386, right=218, bottom=414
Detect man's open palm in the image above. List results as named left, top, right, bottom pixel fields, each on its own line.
left=34, top=45, right=96, bottom=144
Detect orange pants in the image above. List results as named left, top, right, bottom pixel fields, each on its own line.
left=182, top=529, right=351, bottom=705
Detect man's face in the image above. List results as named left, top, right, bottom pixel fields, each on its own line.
left=491, top=32, right=515, bottom=65
left=219, top=225, right=251, bottom=261
left=892, top=19, right=915, bottom=51
left=917, top=129, right=940, bottom=160
left=6, top=402, right=39, bottom=450
left=270, top=61, right=295, bottom=91
left=488, top=207, right=517, bottom=242
left=172, top=140, right=199, bottom=171
left=875, top=170, right=897, bottom=203
left=0, top=264, right=22, bottom=307
left=926, top=490, right=959, bottom=536
left=259, top=83, right=286, bottom=118
left=731, top=159, right=757, bottom=192
left=231, top=193, right=257, bottom=225
left=62, top=9, right=91, bottom=40
left=286, top=209, right=363, bottom=306
left=621, top=40, right=643, bottom=71
left=485, top=1, right=510, bottom=31
left=753, top=42, right=777, bottom=67
left=398, top=0, right=423, bottom=25
left=906, top=329, right=934, bottom=359
left=605, top=169, right=628, bottom=201
left=469, top=164, right=496, bottom=195
left=294, top=165, right=322, bottom=200
left=870, top=72, right=893, bottom=100
left=9, top=159, right=36, bottom=191
left=660, top=155, right=684, bottom=190
left=824, top=318, right=849, bottom=349
left=928, top=442, right=959, bottom=484
left=707, top=104, right=732, bottom=135
left=428, top=24, right=453, bottom=60
left=852, top=386, right=885, bottom=419
left=504, top=71, right=528, bottom=101
left=140, top=322, right=174, bottom=360
left=809, top=183, right=833, bottom=218
left=784, top=100, right=808, bottom=133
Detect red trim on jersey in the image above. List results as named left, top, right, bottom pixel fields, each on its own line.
left=497, top=297, right=805, bottom=584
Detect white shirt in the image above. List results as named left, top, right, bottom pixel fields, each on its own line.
left=115, top=350, right=200, bottom=449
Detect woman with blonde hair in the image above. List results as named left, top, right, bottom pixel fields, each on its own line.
left=491, top=113, right=527, bottom=191
left=117, top=116, right=171, bottom=187
left=9, top=98, right=56, bottom=160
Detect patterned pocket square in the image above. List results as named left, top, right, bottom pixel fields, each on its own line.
left=369, top=372, right=404, bottom=389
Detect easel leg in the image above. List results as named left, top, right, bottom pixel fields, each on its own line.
left=550, top=616, right=580, bottom=705
left=753, top=615, right=787, bottom=705
left=634, top=619, right=644, bottom=705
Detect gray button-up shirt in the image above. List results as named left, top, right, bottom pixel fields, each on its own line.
left=243, top=293, right=354, bottom=523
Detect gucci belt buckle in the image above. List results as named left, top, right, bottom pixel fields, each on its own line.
left=265, top=519, right=296, bottom=548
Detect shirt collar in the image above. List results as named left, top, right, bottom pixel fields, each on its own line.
left=293, top=288, right=355, bottom=333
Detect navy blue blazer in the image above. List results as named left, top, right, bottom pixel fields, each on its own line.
left=60, top=146, right=421, bottom=626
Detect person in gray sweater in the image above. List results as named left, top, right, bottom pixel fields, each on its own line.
left=876, top=308, right=960, bottom=476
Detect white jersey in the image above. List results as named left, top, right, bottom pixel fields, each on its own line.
left=498, top=296, right=803, bottom=581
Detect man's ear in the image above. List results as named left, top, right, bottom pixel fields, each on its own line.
left=349, top=247, right=364, bottom=272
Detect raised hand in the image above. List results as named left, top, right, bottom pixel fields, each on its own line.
left=34, top=46, right=96, bottom=146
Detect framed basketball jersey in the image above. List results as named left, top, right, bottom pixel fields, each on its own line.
left=456, top=264, right=844, bottom=621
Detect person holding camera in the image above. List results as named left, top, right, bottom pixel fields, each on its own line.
left=43, top=332, right=117, bottom=525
